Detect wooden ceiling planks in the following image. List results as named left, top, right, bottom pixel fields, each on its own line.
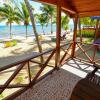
left=33, top=0, right=100, bottom=17
left=70, top=0, right=100, bottom=12
left=66, top=0, right=100, bottom=16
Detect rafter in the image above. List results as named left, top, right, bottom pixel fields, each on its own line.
left=33, top=0, right=76, bottom=14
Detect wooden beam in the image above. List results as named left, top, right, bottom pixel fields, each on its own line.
left=33, top=0, right=76, bottom=14
left=71, top=15, right=78, bottom=58
left=60, top=0, right=76, bottom=14
left=62, top=9, right=75, bottom=18
left=31, top=49, right=56, bottom=84
left=0, top=48, right=54, bottom=72
left=55, top=3, right=61, bottom=68
left=79, top=10, right=100, bottom=17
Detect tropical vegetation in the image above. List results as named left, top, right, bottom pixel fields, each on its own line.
left=77, top=30, right=95, bottom=38
left=24, top=0, right=44, bottom=63
left=80, top=17, right=96, bottom=26
left=40, top=4, right=56, bottom=34
left=36, top=13, right=49, bottom=35
left=61, top=15, right=69, bottom=30
left=77, top=17, right=96, bottom=39
left=0, top=4, right=20, bottom=38
left=17, top=2, right=30, bottom=39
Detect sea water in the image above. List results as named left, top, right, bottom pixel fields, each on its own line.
left=0, top=24, right=74, bottom=39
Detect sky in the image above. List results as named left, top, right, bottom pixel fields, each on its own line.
left=0, top=0, right=73, bottom=25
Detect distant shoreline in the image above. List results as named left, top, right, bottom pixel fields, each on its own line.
left=0, top=24, right=74, bottom=39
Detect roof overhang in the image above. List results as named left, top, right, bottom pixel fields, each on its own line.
left=33, top=0, right=76, bottom=16
left=32, top=0, right=100, bottom=17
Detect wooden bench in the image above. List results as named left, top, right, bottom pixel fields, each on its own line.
left=70, top=64, right=100, bottom=100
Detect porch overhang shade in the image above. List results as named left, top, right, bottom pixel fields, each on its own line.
left=33, top=0, right=100, bottom=17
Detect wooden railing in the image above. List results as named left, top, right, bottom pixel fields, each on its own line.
left=1, top=41, right=99, bottom=99
left=0, top=43, right=72, bottom=99
left=74, top=42, right=100, bottom=65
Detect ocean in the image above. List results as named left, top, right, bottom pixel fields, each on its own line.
left=0, top=24, right=74, bottom=39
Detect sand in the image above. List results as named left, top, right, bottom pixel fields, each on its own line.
left=0, top=32, right=73, bottom=68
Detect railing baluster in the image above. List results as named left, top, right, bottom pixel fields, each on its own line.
left=0, top=63, right=26, bottom=94
left=27, top=61, right=31, bottom=84
left=75, top=44, right=93, bottom=57
left=30, top=49, right=56, bottom=85
left=76, top=43, right=92, bottom=62
left=60, top=43, right=72, bottom=64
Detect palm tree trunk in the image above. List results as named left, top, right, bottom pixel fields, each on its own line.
left=24, top=0, right=44, bottom=64
left=10, top=23, right=12, bottom=39
left=42, top=26, right=45, bottom=35
left=26, top=25, right=28, bottom=39
left=51, top=16, right=53, bottom=34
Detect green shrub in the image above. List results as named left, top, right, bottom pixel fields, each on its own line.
left=51, top=37, right=56, bottom=42
left=77, top=30, right=95, bottom=38
left=4, top=40, right=17, bottom=48
left=12, top=40, right=17, bottom=46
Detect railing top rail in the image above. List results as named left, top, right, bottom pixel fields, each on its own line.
left=0, top=42, right=71, bottom=72
left=76, top=41, right=100, bottom=46
left=0, top=48, right=55, bottom=72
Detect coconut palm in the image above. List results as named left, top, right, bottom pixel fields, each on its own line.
left=37, top=14, right=49, bottom=35
left=0, top=3, right=20, bottom=38
left=80, top=17, right=96, bottom=26
left=24, top=0, right=44, bottom=63
left=40, top=4, right=55, bottom=34
left=14, top=2, right=30, bottom=39
left=61, top=15, right=69, bottom=30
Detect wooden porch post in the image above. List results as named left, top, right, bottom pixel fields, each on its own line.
left=94, top=19, right=99, bottom=41
left=55, top=3, right=61, bottom=68
left=78, top=18, right=82, bottom=43
left=71, top=15, right=78, bottom=58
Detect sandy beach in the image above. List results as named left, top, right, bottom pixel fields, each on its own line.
left=0, top=32, right=73, bottom=68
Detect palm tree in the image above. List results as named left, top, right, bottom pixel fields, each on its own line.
left=61, top=15, right=69, bottom=30
left=40, top=4, right=55, bottom=34
left=0, top=3, right=20, bottom=38
left=37, top=13, right=49, bottom=35
left=80, top=17, right=96, bottom=26
left=17, top=2, right=30, bottom=39
left=24, top=0, right=44, bottom=63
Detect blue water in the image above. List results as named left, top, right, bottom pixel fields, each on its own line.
left=0, top=24, right=74, bottom=39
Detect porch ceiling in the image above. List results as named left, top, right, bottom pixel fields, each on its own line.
left=33, top=0, right=100, bottom=17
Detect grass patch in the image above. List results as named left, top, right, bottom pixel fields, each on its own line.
left=51, top=37, right=56, bottom=42
left=84, top=38, right=94, bottom=44
left=4, top=40, right=17, bottom=48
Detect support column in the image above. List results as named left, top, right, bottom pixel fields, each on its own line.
left=55, top=4, right=61, bottom=69
left=71, top=15, right=78, bottom=58
left=94, top=20, right=99, bottom=41
left=78, top=18, right=82, bottom=43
